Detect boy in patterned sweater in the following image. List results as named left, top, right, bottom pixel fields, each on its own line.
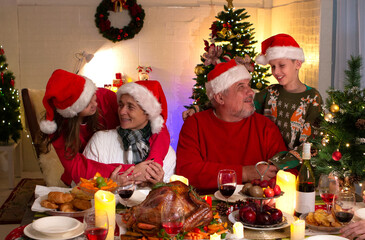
left=254, top=33, right=323, bottom=169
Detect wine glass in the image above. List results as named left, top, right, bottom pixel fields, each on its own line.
left=84, top=209, right=109, bottom=240
left=217, top=169, right=237, bottom=206
left=161, top=202, right=185, bottom=239
left=318, top=174, right=339, bottom=213
left=117, top=176, right=135, bottom=208
left=333, top=190, right=356, bottom=225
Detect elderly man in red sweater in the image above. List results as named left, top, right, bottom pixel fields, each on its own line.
left=176, top=59, right=287, bottom=193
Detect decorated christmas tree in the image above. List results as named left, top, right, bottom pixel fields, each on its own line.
left=187, top=0, right=271, bottom=110
left=310, top=56, right=365, bottom=183
left=0, top=46, right=22, bottom=144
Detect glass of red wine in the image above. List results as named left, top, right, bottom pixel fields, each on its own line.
left=161, top=202, right=185, bottom=239
left=318, top=173, right=339, bottom=213
left=333, top=190, right=356, bottom=225
left=117, top=181, right=135, bottom=208
left=217, top=169, right=237, bottom=206
left=84, top=209, right=109, bottom=240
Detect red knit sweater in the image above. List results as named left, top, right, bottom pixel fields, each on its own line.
left=176, top=110, right=287, bottom=192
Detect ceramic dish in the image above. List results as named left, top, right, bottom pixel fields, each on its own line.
left=32, top=216, right=81, bottom=237
left=355, top=208, right=365, bottom=220
left=24, top=222, right=86, bottom=240
left=228, top=210, right=294, bottom=230
left=214, top=185, right=245, bottom=202
left=300, top=213, right=342, bottom=233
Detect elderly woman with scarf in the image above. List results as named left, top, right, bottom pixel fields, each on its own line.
left=83, top=80, right=175, bottom=185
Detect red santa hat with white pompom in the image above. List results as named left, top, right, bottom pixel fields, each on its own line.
left=117, top=80, right=167, bottom=134
left=40, top=69, right=97, bottom=134
left=255, top=33, right=305, bottom=65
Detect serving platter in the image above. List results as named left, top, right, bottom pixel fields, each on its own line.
left=300, top=213, right=342, bottom=233
left=228, top=210, right=294, bottom=230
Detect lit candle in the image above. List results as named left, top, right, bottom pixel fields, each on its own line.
left=95, top=190, right=115, bottom=240
left=275, top=170, right=296, bottom=216
left=204, top=195, right=212, bottom=207
left=290, top=219, right=305, bottom=240
left=232, top=222, right=244, bottom=238
left=210, top=232, right=221, bottom=240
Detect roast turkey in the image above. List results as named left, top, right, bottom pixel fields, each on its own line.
left=122, top=181, right=213, bottom=237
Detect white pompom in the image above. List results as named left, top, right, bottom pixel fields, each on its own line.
left=255, top=54, right=268, bottom=65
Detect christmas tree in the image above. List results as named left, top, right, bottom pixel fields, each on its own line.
left=0, top=46, right=22, bottom=144
left=310, top=56, right=365, bottom=183
left=187, top=0, right=271, bottom=110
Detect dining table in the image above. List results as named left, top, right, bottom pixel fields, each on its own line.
left=4, top=183, right=365, bottom=240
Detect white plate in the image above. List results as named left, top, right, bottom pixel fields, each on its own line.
left=32, top=195, right=90, bottom=217
left=24, top=222, right=86, bottom=240
left=117, top=188, right=150, bottom=207
left=32, top=216, right=81, bottom=237
left=355, top=208, right=365, bottom=220
left=214, top=185, right=245, bottom=202
left=228, top=210, right=294, bottom=230
left=306, top=235, right=348, bottom=240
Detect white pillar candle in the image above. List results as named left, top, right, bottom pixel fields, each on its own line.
left=290, top=219, right=306, bottom=240
left=210, top=232, right=221, bottom=240
left=95, top=190, right=115, bottom=240
left=232, top=222, right=244, bottom=239
left=275, top=170, right=296, bottom=215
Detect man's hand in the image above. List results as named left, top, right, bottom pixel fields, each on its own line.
left=182, top=105, right=199, bottom=121
left=242, top=164, right=278, bottom=183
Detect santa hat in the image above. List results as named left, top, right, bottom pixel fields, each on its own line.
left=206, top=59, right=252, bottom=100
left=255, top=33, right=305, bottom=65
left=40, top=69, right=97, bottom=134
left=117, top=80, right=167, bottom=134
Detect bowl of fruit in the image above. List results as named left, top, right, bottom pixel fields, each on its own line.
left=78, top=172, right=118, bottom=197
left=239, top=177, right=283, bottom=199
left=229, top=201, right=294, bottom=230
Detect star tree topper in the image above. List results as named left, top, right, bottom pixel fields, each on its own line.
left=226, top=0, right=233, bottom=8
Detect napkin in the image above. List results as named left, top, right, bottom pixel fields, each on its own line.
left=31, top=185, right=74, bottom=212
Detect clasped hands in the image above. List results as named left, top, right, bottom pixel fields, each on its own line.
left=110, top=160, right=164, bottom=187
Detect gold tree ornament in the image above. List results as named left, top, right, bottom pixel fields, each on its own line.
left=330, top=103, right=340, bottom=113
left=226, top=0, right=233, bottom=8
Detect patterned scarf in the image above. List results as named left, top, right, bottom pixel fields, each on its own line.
left=117, top=123, right=152, bottom=164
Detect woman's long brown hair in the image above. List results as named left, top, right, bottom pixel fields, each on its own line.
left=41, top=109, right=103, bottom=159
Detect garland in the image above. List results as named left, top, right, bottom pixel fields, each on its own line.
left=95, top=0, right=145, bottom=42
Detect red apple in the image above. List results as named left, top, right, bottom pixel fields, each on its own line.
left=264, top=187, right=275, bottom=198
left=251, top=179, right=261, bottom=186
left=269, top=208, right=283, bottom=224
left=273, top=184, right=281, bottom=196
left=256, top=211, right=272, bottom=225
left=262, top=204, right=272, bottom=212
left=268, top=177, right=276, bottom=189
left=259, top=180, right=269, bottom=188
left=241, top=209, right=256, bottom=224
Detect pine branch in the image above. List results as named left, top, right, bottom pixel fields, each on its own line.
left=344, top=55, right=362, bottom=89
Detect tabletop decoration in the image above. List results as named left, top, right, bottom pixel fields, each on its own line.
left=204, top=195, right=213, bottom=208
left=290, top=219, right=305, bottom=240
left=275, top=170, right=296, bottom=215
left=210, top=232, right=221, bottom=240
left=94, top=190, right=115, bottom=240
left=95, top=0, right=145, bottom=42
left=232, top=222, right=244, bottom=238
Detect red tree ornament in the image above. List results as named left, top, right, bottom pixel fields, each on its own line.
left=332, top=150, right=342, bottom=161
left=10, top=79, right=14, bottom=87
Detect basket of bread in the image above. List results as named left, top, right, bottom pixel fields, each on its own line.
left=301, top=209, right=342, bottom=232
left=40, top=191, right=92, bottom=213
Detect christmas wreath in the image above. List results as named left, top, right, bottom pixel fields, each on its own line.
left=95, top=0, right=145, bottom=42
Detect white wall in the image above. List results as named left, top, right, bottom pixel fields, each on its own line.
left=0, top=0, right=270, bottom=171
